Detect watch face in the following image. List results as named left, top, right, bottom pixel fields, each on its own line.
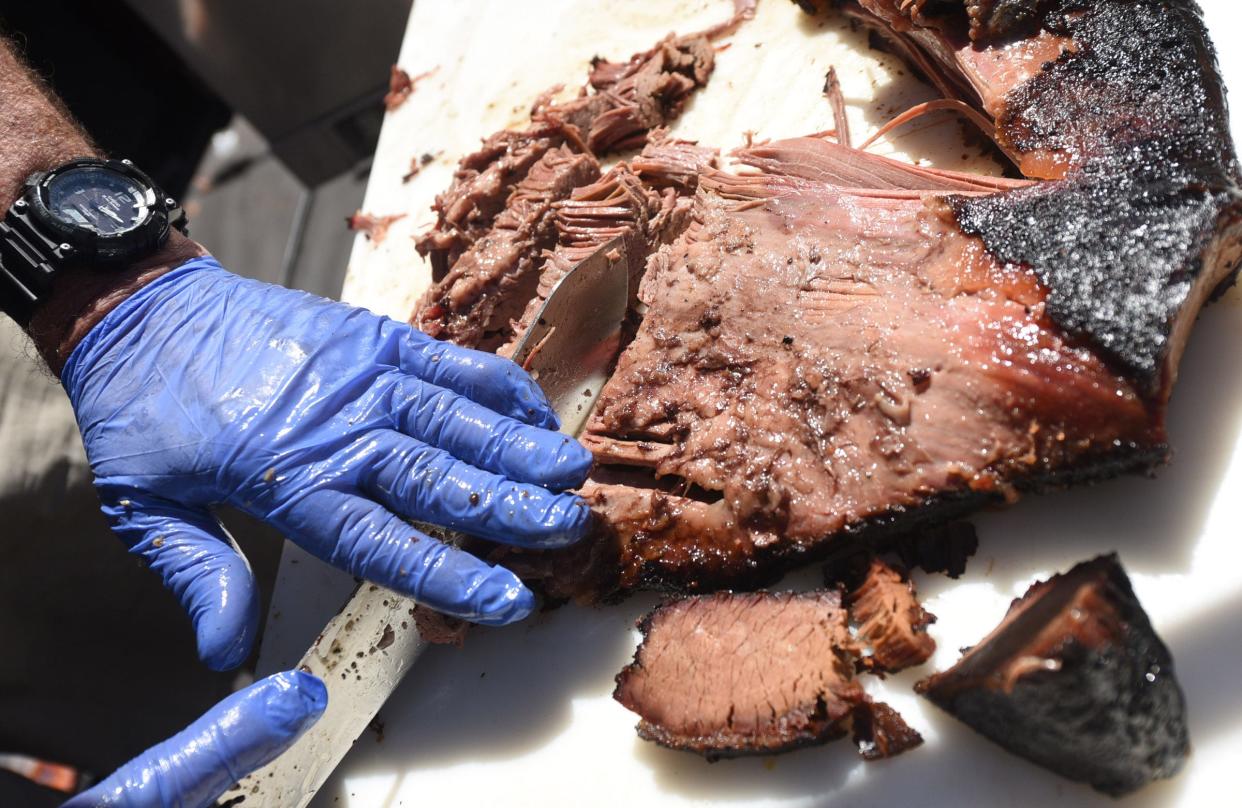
left=44, top=167, right=152, bottom=236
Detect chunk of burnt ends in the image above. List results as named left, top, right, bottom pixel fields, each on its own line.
left=916, top=554, right=1189, bottom=796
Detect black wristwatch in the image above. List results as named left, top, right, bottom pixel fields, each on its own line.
left=0, top=158, right=189, bottom=326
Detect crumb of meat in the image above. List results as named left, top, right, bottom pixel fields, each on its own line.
left=614, top=589, right=923, bottom=761
left=384, top=65, right=439, bottom=112
left=403, top=151, right=439, bottom=183
left=402, top=156, right=423, bottom=183
left=852, top=698, right=923, bottom=760
left=411, top=604, right=468, bottom=646
left=347, top=211, right=407, bottom=244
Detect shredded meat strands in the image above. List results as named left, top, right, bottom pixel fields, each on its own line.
left=822, top=67, right=852, bottom=149
left=860, top=99, right=1005, bottom=154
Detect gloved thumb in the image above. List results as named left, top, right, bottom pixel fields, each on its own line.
left=63, top=670, right=327, bottom=808
left=99, top=491, right=260, bottom=671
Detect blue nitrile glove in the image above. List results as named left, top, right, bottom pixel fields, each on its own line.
left=63, top=670, right=326, bottom=808
left=62, top=256, right=593, bottom=671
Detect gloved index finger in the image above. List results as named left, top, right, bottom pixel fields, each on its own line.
left=399, top=326, right=560, bottom=430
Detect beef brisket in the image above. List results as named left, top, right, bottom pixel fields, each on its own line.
left=394, top=0, right=1229, bottom=786
left=522, top=0, right=1241, bottom=599
left=916, top=554, right=1189, bottom=796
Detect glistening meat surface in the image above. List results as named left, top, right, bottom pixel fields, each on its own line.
left=570, top=139, right=1159, bottom=594
left=514, top=0, right=1241, bottom=599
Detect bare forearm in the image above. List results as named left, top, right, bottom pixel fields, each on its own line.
left=0, top=37, right=202, bottom=374
left=0, top=37, right=95, bottom=207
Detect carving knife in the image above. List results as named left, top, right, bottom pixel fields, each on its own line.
left=221, top=236, right=629, bottom=806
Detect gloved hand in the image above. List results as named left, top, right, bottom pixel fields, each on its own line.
left=63, top=256, right=593, bottom=671
left=63, top=670, right=326, bottom=808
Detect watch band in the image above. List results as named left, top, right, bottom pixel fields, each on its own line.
left=0, top=199, right=72, bottom=327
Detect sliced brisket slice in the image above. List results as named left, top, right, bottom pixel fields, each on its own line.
left=848, top=558, right=936, bottom=673
left=916, top=554, right=1189, bottom=796
left=614, top=590, right=864, bottom=759
left=614, top=589, right=923, bottom=761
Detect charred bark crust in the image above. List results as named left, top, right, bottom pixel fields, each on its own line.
left=917, top=554, right=1189, bottom=796
left=602, top=441, right=1165, bottom=600
left=952, top=0, right=1242, bottom=395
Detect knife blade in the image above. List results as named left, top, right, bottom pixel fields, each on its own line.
left=508, top=237, right=631, bottom=434
left=220, top=237, right=630, bottom=806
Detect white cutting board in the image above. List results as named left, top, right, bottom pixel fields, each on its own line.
left=257, top=1, right=1242, bottom=806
